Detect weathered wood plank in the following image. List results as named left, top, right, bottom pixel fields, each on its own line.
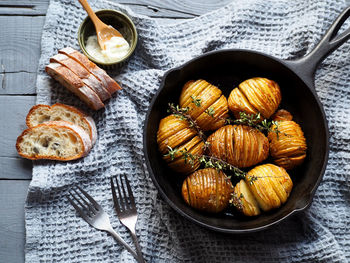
left=0, top=96, right=36, bottom=157
left=0, top=72, right=37, bottom=95
left=0, top=0, right=48, bottom=15
left=0, top=16, right=44, bottom=72
left=0, top=157, right=32, bottom=180
left=0, top=180, right=30, bottom=263
left=0, top=16, right=44, bottom=95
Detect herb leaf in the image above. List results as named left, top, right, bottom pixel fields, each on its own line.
left=205, top=107, right=215, bottom=117
left=167, top=103, right=208, bottom=150
left=190, top=95, right=202, bottom=107
left=226, top=112, right=290, bottom=139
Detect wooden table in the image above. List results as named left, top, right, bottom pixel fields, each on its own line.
left=0, top=0, right=234, bottom=261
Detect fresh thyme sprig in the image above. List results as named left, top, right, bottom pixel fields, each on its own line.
left=163, top=145, right=179, bottom=161
left=164, top=146, right=288, bottom=187
left=197, top=154, right=246, bottom=179
left=167, top=103, right=207, bottom=146
left=227, top=112, right=262, bottom=126
left=226, top=112, right=287, bottom=139
left=164, top=146, right=247, bottom=179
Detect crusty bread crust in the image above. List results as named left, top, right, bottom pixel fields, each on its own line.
left=50, top=54, right=111, bottom=101
left=84, top=115, right=97, bottom=145
left=16, top=121, right=92, bottom=161
left=59, top=47, right=121, bottom=94
left=26, top=103, right=97, bottom=145
left=26, top=104, right=51, bottom=126
left=45, top=63, right=104, bottom=110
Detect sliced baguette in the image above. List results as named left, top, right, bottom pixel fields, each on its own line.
left=16, top=121, right=92, bottom=161
left=59, top=47, right=121, bottom=94
left=26, top=103, right=97, bottom=145
left=50, top=54, right=111, bottom=101
left=45, top=63, right=104, bottom=110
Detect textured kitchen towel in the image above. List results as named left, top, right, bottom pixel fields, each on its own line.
left=26, top=0, right=350, bottom=262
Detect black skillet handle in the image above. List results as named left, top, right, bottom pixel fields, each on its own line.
left=286, top=6, right=350, bottom=86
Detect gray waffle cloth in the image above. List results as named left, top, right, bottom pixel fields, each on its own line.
left=26, top=0, right=350, bottom=262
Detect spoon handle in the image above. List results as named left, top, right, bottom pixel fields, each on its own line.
left=78, top=0, right=103, bottom=30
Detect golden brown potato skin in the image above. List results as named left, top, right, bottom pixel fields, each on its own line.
left=245, top=164, right=293, bottom=212
left=233, top=180, right=261, bottom=216
left=179, top=79, right=229, bottom=131
left=182, top=168, right=234, bottom=213
left=207, top=125, right=269, bottom=168
left=157, top=115, right=204, bottom=174
left=228, top=77, right=281, bottom=119
left=268, top=110, right=307, bottom=170
left=271, top=109, right=293, bottom=121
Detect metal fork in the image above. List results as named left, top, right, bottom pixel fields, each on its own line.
left=110, top=175, right=145, bottom=263
left=67, top=186, right=137, bottom=259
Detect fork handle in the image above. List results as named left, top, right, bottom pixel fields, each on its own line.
left=130, top=230, right=146, bottom=263
left=107, top=227, right=138, bottom=259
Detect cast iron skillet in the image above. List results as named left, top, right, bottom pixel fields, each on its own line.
left=143, top=7, right=350, bottom=233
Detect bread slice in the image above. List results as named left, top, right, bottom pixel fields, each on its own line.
left=16, top=121, right=92, bottom=161
left=59, top=47, right=121, bottom=94
left=26, top=103, right=97, bottom=145
left=50, top=54, right=111, bottom=101
left=45, top=63, right=104, bottom=110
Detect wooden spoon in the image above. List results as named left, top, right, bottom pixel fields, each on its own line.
left=78, top=0, right=124, bottom=50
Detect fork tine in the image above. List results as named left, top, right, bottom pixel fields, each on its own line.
left=115, top=176, right=127, bottom=211
left=72, top=188, right=97, bottom=215
left=110, top=177, right=122, bottom=214
left=67, top=195, right=90, bottom=222
left=122, top=175, right=136, bottom=207
left=67, top=195, right=82, bottom=214
left=119, top=176, right=128, bottom=204
left=76, top=186, right=101, bottom=211
left=69, top=190, right=88, bottom=211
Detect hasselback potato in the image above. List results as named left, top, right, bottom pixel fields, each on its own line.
left=268, top=110, right=307, bottom=170
left=179, top=79, right=229, bottom=131
left=228, top=77, right=281, bottom=119
left=232, top=164, right=293, bottom=216
left=157, top=115, right=204, bottom=174
left=182, top=168, right=234, bottom=213
left=245, top=164, right=293, bottom=212
left=207, top=124, right=269, bottom=168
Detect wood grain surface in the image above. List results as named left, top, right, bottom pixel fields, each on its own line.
left=0, top=0, right=230, bottom=262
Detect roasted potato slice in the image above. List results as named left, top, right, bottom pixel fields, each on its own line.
left=228, top=77, right=281, bottom=119
left=245, top=164, right=293, bottom=212
left=182, top=168, right=234, bottom=213
left=268, top=110, right=307, bottom=169
left=179, top=79, right=229, bottom=131
left=157, top=114, right=204, bottom=174
left=207, top=125, right=269, bottom=168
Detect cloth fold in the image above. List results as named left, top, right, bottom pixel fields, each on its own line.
left=26, top=0, right=350, bottom=262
